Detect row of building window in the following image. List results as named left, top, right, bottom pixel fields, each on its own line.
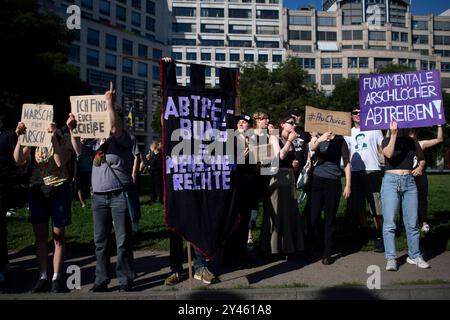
left=173, top=7, right=279, bottom=19
left=172, top=51, right=282, bottom=62
left=172, top=23, right=279, bottom=35
left=86, top=29, right=162, bottom=58
left=82, top=0, right=155, bottom=16
left=171, top=38, right=279, bottom=48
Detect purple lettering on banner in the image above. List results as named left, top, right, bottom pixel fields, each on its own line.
left=359, top=70, right=445, bottom=130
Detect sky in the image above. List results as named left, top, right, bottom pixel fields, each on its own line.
left=283, top=0, right=450, bottom=16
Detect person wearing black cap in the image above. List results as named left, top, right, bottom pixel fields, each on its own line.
left=223, top=114, right=257, bottom=269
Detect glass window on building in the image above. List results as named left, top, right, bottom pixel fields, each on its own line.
left=123, top=39, right=133, bottom=55
left=332, top=58, right=342, bottom=68
left=153, top=49, right=162, bottom=59
left=413, top=34, right=428, bottom=44
left=81, top=0, right=93, bottom=9
left=152, top=65, right=159, bottom=80
left=289, top=16, right=311, bottom=25
left=400, top=32, right=408, bottom=42
left=289, top=30, right=300, bottom=40
left=176, top=66, right=182, bottom=77
left=321, top=58, right=331, bottom=68
left=201, top=24, right=224, bottom=33
left=256, top=41, right=279, bottom=48
left=272, top=54, right=282, bottom=62
left=244, top=54, right=254, bottom=62
left=392, top=32, right=399, bottom=42
left=441, top=63, right=450, bottom=73
left=172, top=23, right=194, bottom=33
left=186, top=66, right=190, bottom=77
left=258, top=54, right=268, bottom=62
left=87, top=48, right=99, bottom=66
left=256, top=25, right=279, bottom=35
left=359, top=57, right=369, bottom=68
left=201, top=39, right=224, bottom=47
left=99, top=0, right=110, bottom=15
left=230, top=25, right=252, bottom=34
left=146, top=1, right=155, bottom=15
left=116, top=5, right=126, bottom=21
left=105, top=34, right=116, bottom=50
left=332, top=74, right=342, bottom=84
left=229, top=9, right=251, bottom=19
left=434, top=21, right=450, bottom=31
left=205, top=66, right=211, bottom=77
left=421, top=61, right=428, bottom=71
left=342, top=31, right=352, bottom=40
left=216, top=53, right=225, bottom=61
left=172, top=51, right=182, bottom=60
left=186, top=52, right=197, bottom=60
left=138, top=62, right=147, bottom=77
left=69, top=45, right=80, bottom=62
left=201, top=8, right=224, bottom=18
left=290, top=45, right=312, bottom=52
left=369, top=31, right=385, bottom=41
left=317, top=16, right=336, bottom=26
left=173, top=7, right=196, bottom=17
left=123, top=58, right=133, bottom=74
left=201, top=52, right=211, bottom=61
left=374, top=58, right=392, bottom=70
left=318, top=31, right=337, bottom=41
left=105, top=53, right=116, bottom=70
left=434, top=35, right=450, bottom=45
left=230, top=53, right=240, bottom=61
left=413, top=20, right=428, bottom=30
left=146, top=17, right=155, bottom=32
left=87, top=28, right=99, bottom=46
left=256, top=10, right=279, bottom=19
left=172, top=38, right=196, bottom=46
left=138, top=44, right=147, bottom=58
left=229, top=40, right=252, bottom=47
left=321, top=74, right=331, bottom=85
left=132, top=0, right=141, bottom=9
left=348, top=57, right=358, bottom=68
left=132, top=12, right=141, bottom=27
left=353, top=30, right=363, bottom=40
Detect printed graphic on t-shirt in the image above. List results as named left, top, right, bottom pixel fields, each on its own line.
left=354, top=133, right=368, bottom=151
left=293, top=137, right=305, bottom=152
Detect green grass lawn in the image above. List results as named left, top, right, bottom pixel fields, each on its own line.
left=6, top=174, right=450, bottom=254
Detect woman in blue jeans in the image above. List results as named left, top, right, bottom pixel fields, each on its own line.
left=381, top=121, right=430, bottom=271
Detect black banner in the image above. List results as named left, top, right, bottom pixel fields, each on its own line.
left=160, top=59, right=239, bottom=258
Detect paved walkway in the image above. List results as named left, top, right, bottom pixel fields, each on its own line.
left=1, top=248, right=450, bottom=300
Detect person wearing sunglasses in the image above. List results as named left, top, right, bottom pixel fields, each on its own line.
left=344, top=105, right=385, bottom=253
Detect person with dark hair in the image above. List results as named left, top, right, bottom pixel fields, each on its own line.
left=344, top=106, right=384, bottom=253
left=0, top=110, right=19, bottom=292
left=381, top=121, right=430, bottom=271
left=14, top=119, right=74, bottom=293
left=310, top=130, right=351, bottom=265
left=67, top=82, right=139, bottom=292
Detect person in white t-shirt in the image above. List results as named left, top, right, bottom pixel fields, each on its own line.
left=344, top=105, right=385, bottom=253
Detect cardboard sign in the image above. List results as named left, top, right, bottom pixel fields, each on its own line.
left=304, top=106, right=351, bottom=136
left=70, top=95, right=110, bottom=138
left=359, top=70, right=445, bottom=130
left=20, top=104, right=54, bottom=147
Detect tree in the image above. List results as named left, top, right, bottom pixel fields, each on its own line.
left=329, top=77, right=359, bottom=111
left=238, top=57, right=327, bottom=121
left=0, top=0, right=90, bottom=127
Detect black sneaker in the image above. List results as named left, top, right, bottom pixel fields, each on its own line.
left=31, top=279, right=50, bottom=293
left=374, top=238, right=385, bottom=253
left=89, top=282, right=109, bottom=292
left=51, top=279, right=64, bottom=293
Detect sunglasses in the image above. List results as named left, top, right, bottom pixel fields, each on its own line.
left=351, top=111, right=360, bottom=115
left=285, top=121, right=295, bottom=125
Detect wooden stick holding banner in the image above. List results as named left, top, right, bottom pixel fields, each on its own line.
left=69, top=95, right=111, bottom=139
left=20, top=104, right=54, bottom=147
left=187, top=241, right=193, bottom=290
left=304, top=106, right=351, bottom=136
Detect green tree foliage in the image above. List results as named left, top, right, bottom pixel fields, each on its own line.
left=0, top=0, right=90, bottom=127
left=329, top=77, right=359, bottom=111
left=238, top=57, right=327, bottom=121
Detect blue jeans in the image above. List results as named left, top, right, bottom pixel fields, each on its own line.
left=381, top=173, right=421, bottom=260
left=92, top=192, right=135, bottom=286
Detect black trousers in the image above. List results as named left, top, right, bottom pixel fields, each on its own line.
left=0, top=183, right=9, bottom=272
left=310, top=175, right=342, bottom=258
left=414, top=173, right=428, bottom=224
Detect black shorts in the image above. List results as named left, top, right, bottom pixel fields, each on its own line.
left=349, top=170, right=382, bottom=217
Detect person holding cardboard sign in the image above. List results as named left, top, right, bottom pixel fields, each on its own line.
left=67, top=82, right=139, bottom=292
left=13, top=117, right=74, bottom=293
left=309, top=130, right=351, bottom=265
left=381, top=121, right=430, bottom=271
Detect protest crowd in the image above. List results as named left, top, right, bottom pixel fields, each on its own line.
left=0, top=60, right=446, bottom=293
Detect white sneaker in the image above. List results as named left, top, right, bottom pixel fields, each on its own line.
left=386, top=259, right=397, bottom=271
left=407, top=256, right=430, bottom=269
left=6, top=208, right=16, bottom=217
left=421, top=223, right=430, bottom=233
